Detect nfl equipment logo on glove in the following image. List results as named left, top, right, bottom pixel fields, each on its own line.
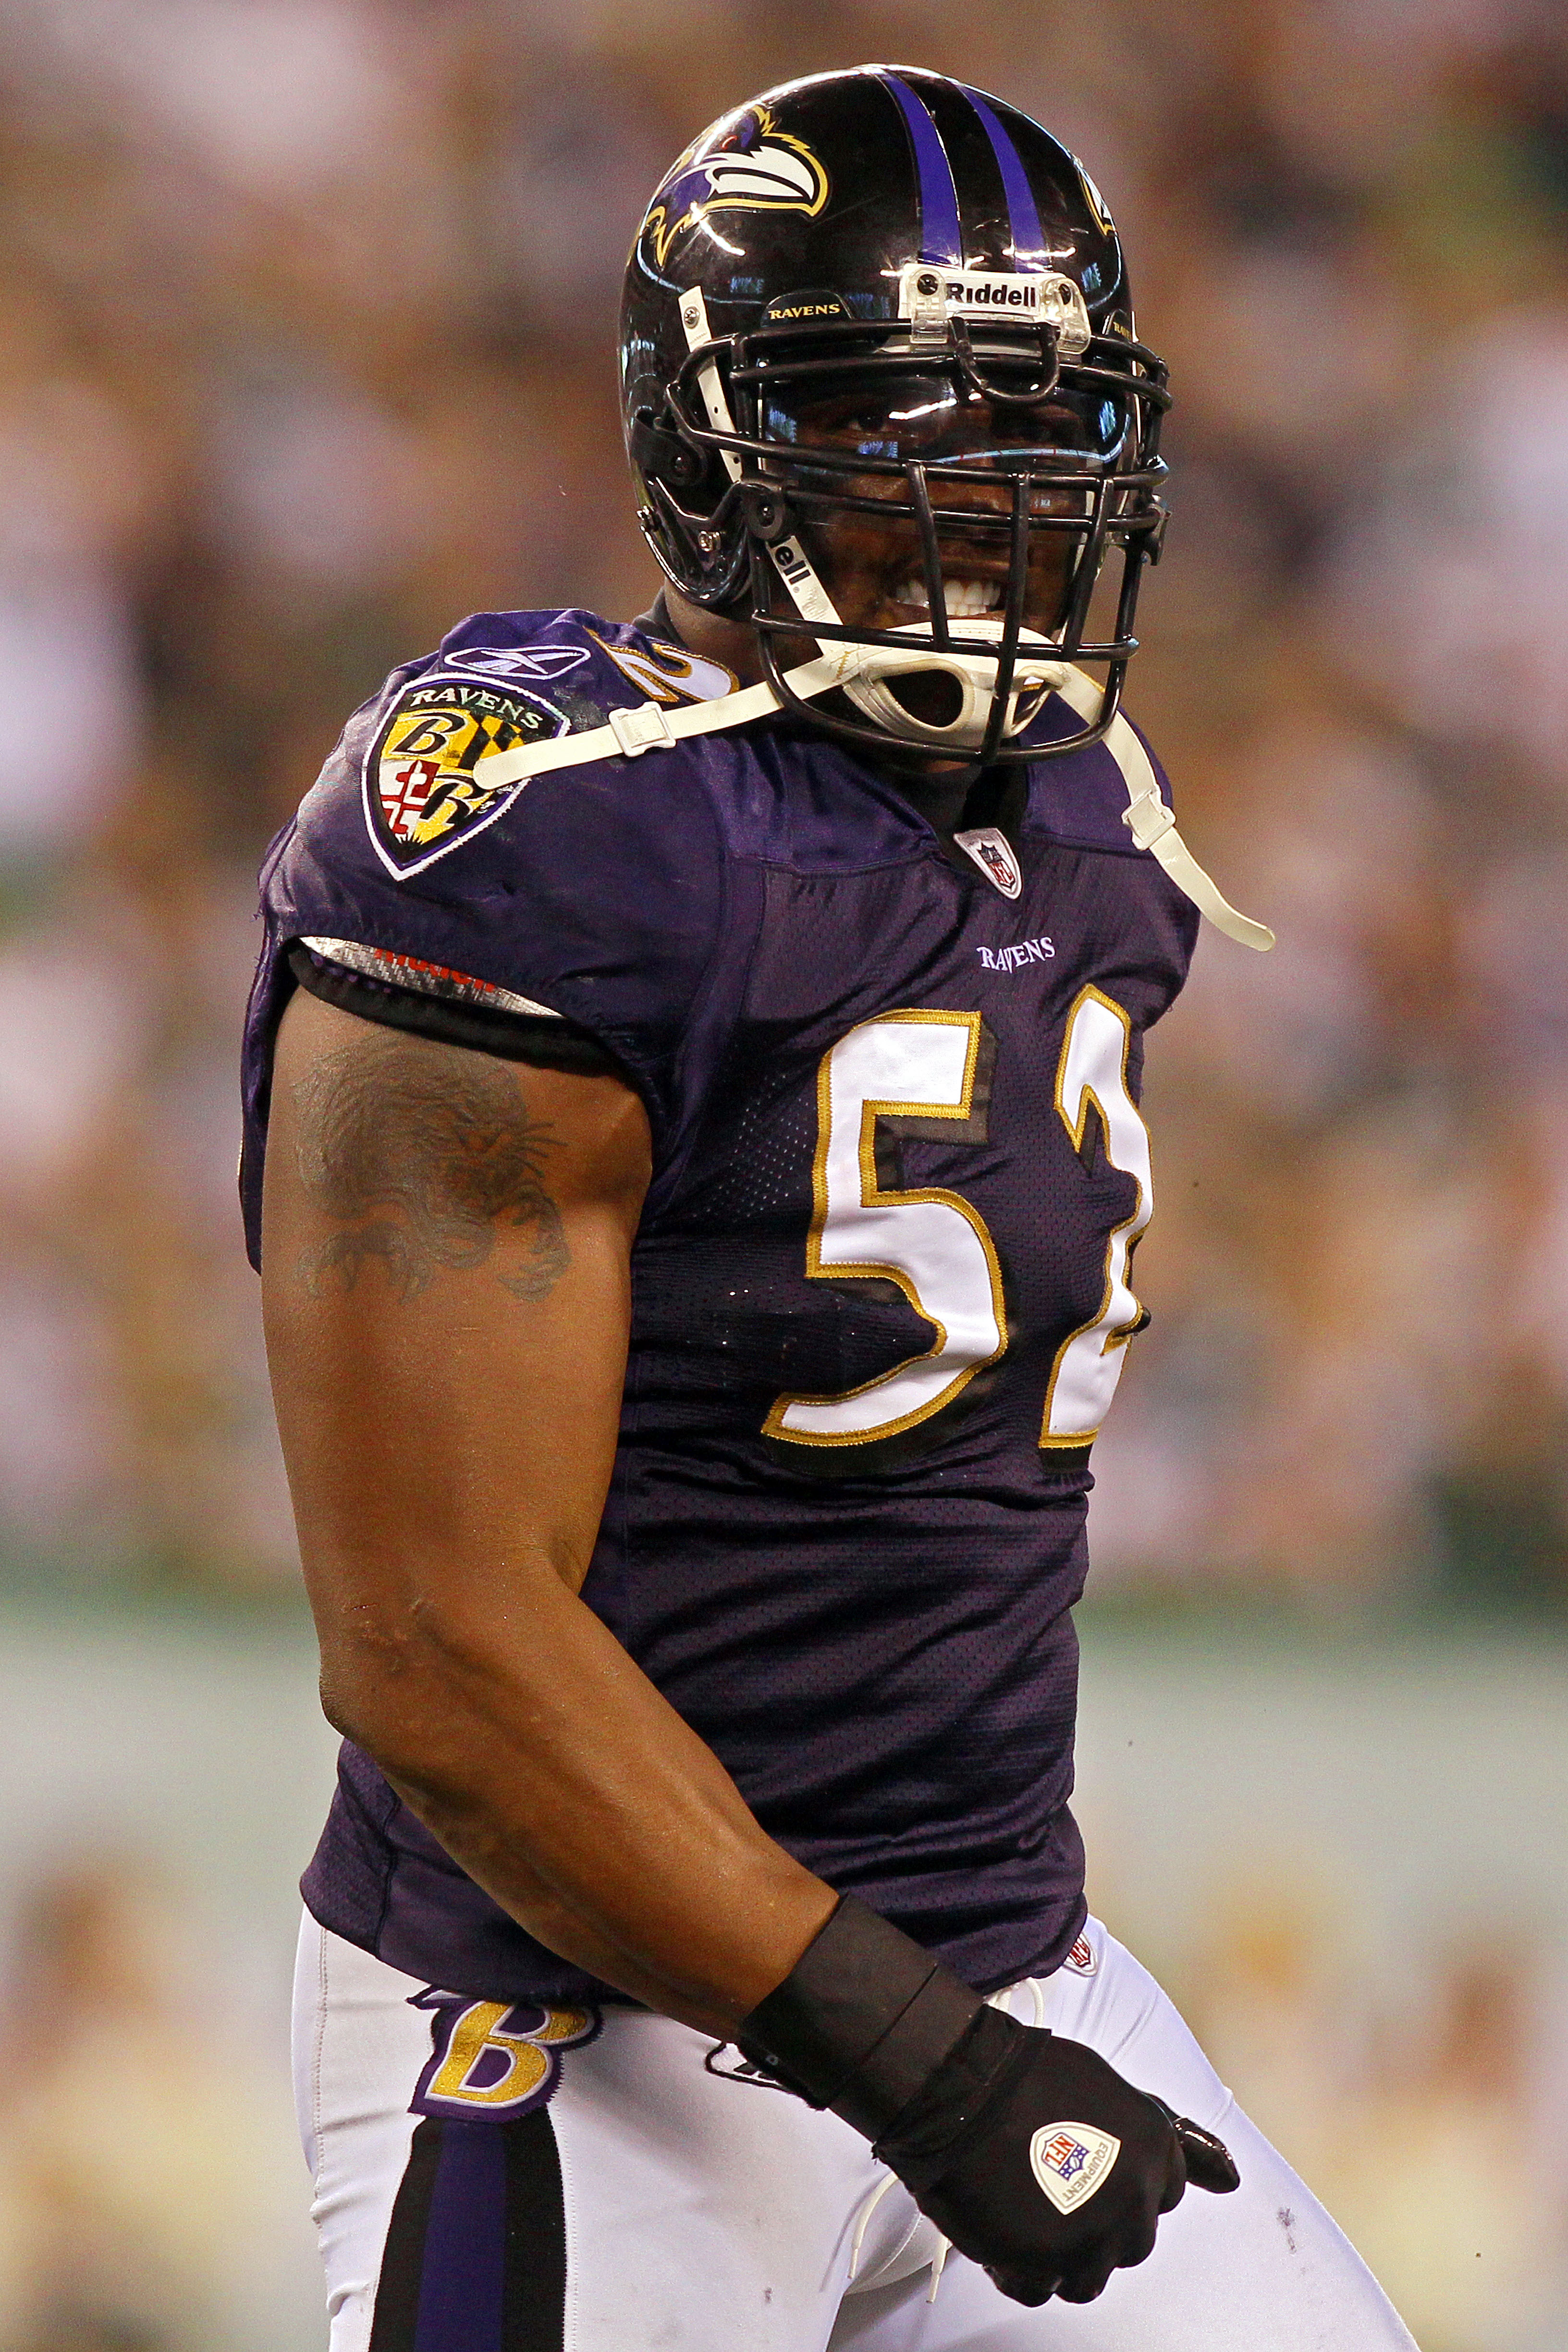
left=1030, top=2124, right=1121, bottom=2214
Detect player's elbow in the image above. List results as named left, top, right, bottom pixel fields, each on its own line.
left=317, top=1649, right=383, bottom=1749
left=312, top=1582, right=522, bottom=1786
left=313, top=1604, right=454, bottom=1769
left=306, top=1536, right=584, bottom=1788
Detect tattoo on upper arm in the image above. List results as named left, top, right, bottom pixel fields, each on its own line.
left=291, top=1030, right=570, bottom=1301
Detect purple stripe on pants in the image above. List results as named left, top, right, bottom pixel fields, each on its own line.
left=415, top=2122, right=507, bottom=2352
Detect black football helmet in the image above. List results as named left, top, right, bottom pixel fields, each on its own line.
left=620, top=64, right=1171, bottom=767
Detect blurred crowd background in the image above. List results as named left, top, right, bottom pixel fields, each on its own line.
left=0, top=0, right=1565, bottom=1605
left=0, top=0, right=1564, bottom=2345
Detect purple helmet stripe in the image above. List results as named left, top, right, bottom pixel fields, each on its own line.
left=881, top=74, right=964, bottom=266
left=958, top=85, right=1049, bottom=264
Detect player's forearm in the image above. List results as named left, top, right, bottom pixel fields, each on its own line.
left=314, top=1562, right=837, bottom=2037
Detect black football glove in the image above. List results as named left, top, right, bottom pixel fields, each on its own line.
left=737, top=1896, right=1238, bottom=2307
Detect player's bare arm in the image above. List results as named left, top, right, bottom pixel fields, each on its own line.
left=264, top=988, right=835, bottom=2034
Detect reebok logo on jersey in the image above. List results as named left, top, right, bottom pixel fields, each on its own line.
left=977, top=936, right=1055, bottom=972
left=364, top=677, right=567, bottom=878
left=440, top=644, right=590, bottom=684
left=1029, top=2122, right=1121, bottom=2214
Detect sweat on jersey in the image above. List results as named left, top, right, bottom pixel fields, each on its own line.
left=240, top=605, right=1199, bottom=2007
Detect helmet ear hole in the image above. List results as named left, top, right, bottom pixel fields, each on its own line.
left=628, top=405, right=707, bottom=492
left=644, top=477, right=749, bottom=610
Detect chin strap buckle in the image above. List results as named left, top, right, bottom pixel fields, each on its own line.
left=906, top=265, right=949, bottom=350
left=1121, top=784, right=1177, bottom=852
left=608, top=701, right=676, bottom=759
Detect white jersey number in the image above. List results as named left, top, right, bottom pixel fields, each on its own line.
left=764, top=1012, right=1007, bottom=1447
left=1041, top=986, right=1153, bottom=1448
left=765, top=991, right=1152, bottom=1453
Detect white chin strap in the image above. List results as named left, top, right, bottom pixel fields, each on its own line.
left=834, top=617, right=1070, bottom=752
left=468, top=646, right=1273, bottom=952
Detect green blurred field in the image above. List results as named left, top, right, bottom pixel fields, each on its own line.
left=0, top=1601, right=1560, bottom=2348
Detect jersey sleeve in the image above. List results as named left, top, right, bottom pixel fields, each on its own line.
left=283, top=941, right=620, bottom=1074
left=239, top=622, right=734, bottom=1270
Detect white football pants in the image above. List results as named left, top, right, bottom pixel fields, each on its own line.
left=292, top=1910, right=1418, bottom=2352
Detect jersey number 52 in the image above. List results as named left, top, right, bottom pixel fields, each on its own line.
left=763, top=991, right=1152, bottom=1454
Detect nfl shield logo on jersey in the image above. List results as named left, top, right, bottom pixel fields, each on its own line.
left=364, top=677, right=567, bottom=878
left=1029, top=2122, right=1121, bottom=2213
left=954, top=826, right=1023, bottom=899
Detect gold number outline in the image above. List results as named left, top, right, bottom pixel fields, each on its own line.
left=764, top=1009, right=1009, bottom=1448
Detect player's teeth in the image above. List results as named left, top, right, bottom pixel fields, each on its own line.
left=893, top=578, right=1002, bottom=614
left=949, top=580, right=1002, bottom=615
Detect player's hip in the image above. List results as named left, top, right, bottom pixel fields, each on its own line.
left=289, top=1912, right=1192, bottom=2350
left=293, top=1910, right=896, bottom=2352
left=292, top=1909, right=1415, bottom=2352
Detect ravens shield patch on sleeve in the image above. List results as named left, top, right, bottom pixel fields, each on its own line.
left=363, top=676, right=567, bottom=877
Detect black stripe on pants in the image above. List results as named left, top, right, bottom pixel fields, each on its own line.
left=369, top=2110, right=567, bottom=2352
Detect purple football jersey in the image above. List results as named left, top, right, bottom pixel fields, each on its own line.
left=241, top=606, right=1199, bottom=2002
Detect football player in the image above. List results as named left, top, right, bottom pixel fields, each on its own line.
left=248, top=65, right=1419, bottom=2351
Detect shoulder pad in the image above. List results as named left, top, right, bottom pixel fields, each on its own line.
left=349, top=609, right=738, bottom=881
left=1025, top=695, right=1273, bottom=949
left=1025, top=700, right=1175, bottom=857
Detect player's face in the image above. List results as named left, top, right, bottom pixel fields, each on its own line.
left=762, top=370, right=1125, bottom=638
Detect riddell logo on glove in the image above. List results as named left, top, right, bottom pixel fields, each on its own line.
left=1029, top=2123, right=1121, bottom=2213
